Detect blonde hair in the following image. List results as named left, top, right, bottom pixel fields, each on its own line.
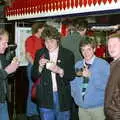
left=0, top=28, right=9, bottom=41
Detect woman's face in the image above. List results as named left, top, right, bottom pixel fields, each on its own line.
left=108, top=37, right=120, bottom=60
left=45, top=39, right=58, bottom=52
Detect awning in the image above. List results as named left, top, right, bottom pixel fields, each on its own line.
left=5, top=0, right=120, bottom=20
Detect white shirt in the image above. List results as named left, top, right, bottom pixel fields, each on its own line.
left=49, top=47, right=59, bottom=92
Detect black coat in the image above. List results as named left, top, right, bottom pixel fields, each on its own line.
left=0, top=55, right=9, bottom=103
left=32, top=46, right=75, bottom=111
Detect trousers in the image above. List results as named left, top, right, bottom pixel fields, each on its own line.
left=0, top=102, right=9, bottom=120
left=39, top=92, right=70, bottom=120
left=26, top=63, right=39, bottom=116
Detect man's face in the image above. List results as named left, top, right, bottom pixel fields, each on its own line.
left=78, top=28, right=86, bottom=36
left=81, top=44, right=95, bottom=61
left=108, top=37, right=120, bottom=60
left=45, top=39, right=58, bottom=52
left=0, top=34, right=8, bottom=54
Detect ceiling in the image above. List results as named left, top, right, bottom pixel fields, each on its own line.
left=0, top=0, right=120, bottom=26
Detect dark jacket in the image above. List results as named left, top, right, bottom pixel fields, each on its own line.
left=32, top=46, right=75, bottom=111
left=104, top=59, right=120, bottom=120
left=0, top=55, right=9, bottom=103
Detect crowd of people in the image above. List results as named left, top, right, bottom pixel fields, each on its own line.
left=0, top=19, right=120, bottom=120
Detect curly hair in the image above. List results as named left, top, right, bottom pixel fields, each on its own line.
left=41, top=25, right=61, bottom=41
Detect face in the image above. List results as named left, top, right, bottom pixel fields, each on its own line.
left=0, top=34, right=8, bottom=54
left=78, top=28, right=86, bottom=36
left=38, top=27, right=44, bottom=36
left=45, top=39, right=58, bottom=52
left=81, top=44, right=95, bottom=61
left=108, top=37, right=120, bottom=60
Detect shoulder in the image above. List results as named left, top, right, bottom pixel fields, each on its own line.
left=36, top=47, right=46, bottom=53
left=75, top=60, right=83, bottom=67
left=61, top=46, right=73, bottom=55
left=111, top=59, right=120, bottom=68
left=95, top=57, right=110, bottom=66
left=25, top=35, right=35, bottom=43
left=0, top=55, right=8, bottom=67
left=35, top=48, right=46, bottom=56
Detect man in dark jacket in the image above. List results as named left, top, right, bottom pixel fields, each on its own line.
left=105, top=33, right=120, bottom=120
left=0, top=28, right=19, bottom=120
left=32, top=25, right=75, bottom=120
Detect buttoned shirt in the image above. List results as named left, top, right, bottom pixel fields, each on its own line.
left=49, top=47, right=59, bottom=91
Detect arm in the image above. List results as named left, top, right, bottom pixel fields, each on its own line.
left=0, top=57, right=19, bottom=79
left=61, top=50, right=75, bottom=81
left=25, top=52, right=33, bottom=64
left=90, top=60, right=110, bottom=90
left=32, top=49, right=45, bottom=81
left=25, top=37, right=34, bottom=64
left=0, top=69, right=8, bottom=79
left=105, top=64, right=120, bottom=120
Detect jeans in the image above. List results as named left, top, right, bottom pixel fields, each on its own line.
left=39, top=92, right=70, bottom=120
left=26, top=63, right=39, bottom=116
left=0, top=102, right=9, bottom=120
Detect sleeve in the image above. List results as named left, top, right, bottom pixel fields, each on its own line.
left=62, top=50, right=75, bottom=81
left=25, top=37, right=34, bottom=56
left=90, top=60, right=110, bottom=90
left=31, top=49, right=45, bottom=81
left=0, top=69, right=8, bottom=80
left=105, top=66, right=120, bottom=120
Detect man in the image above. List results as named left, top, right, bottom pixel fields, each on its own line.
left=104, top=33, right=120, bottom=120
left=61, top=19, right=88, bottom=120
left=0, top=28, right=19, bottom=120
left=25, top=22, right=45, bottom=120
left=32, top=25, right=75, bottom=120
left=70, top=37, right=110, bottom=120
left=61, top=19, right=88, bottom=62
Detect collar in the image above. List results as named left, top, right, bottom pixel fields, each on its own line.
left=49, top=47, right=59, bottom=55
left=84, top=55, right=96, bottom=65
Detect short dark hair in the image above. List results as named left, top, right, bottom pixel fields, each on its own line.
left=41, top=25, right=61, bottom=41
left=79, top=36, right=96, bottom=50
left=73, top=19, right=88, bottom=31
left=32, top=22, right=46, bottom=34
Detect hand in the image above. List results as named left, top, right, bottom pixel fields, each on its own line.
left=76, top=71, right=83, bottom=76
left=82, top=67, right=91, bottom=78
left=39, top=58, right=49, bottom=68
left=46, top=63, right=64, bottom=77
left=5, top=59, right=19, bottom=74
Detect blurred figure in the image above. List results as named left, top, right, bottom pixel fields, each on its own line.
left=25, top=22, right=45, bottom=120
left=105, top=33, right=120, bottom=120
left=61, top=19, right=88, bottom=62
left=95, top=38, right=106, bottom=58
left=71, top=37, right=110, bottom=120
left=0, top=28, right=19, bottom=120
left=32, top=25, right=75, bottom=120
